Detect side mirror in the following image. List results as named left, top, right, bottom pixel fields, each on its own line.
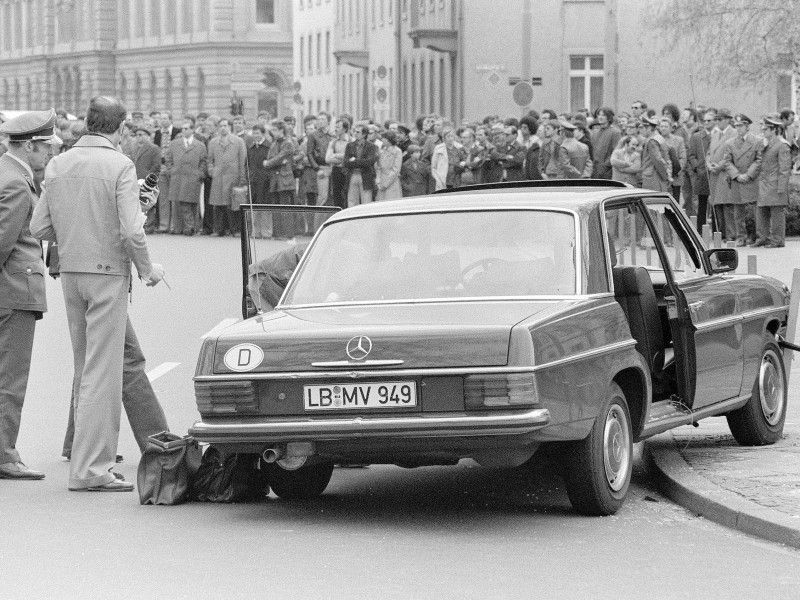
left=704, top=248, right=738, bottom=274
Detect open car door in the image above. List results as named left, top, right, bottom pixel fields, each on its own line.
left=239, top=204, right=341, bottom=319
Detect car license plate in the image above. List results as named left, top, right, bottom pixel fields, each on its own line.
left=304, top=382, right=417, bottom=410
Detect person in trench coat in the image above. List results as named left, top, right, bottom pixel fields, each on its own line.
left=208, top=118, right=247, bottom=236
left=752, top=117, right=792, bottom=247
left=721, top=114, right=762, bottom=246
left=166, top=118, right=207, bottom=236
left=706, top=110, right=736, bottom=239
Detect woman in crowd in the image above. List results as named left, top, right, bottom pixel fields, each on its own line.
left=376, top=130, right=403, bottom=201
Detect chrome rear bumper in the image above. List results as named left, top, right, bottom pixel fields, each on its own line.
left=190, top=408, right=551, bottom=444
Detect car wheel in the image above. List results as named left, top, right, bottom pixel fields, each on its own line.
left=266, top=462, right=335, bottom=500
left=726, top=340, right=787, bottom=446
left=562, top=383, right=632, bottom=516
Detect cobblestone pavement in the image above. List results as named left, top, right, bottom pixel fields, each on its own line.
left=669, top=240, right=800, bottom=523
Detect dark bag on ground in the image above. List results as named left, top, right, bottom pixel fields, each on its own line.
left=137, top=431, right=202, bottom=505
left=189, top=447, right=270, bottom=503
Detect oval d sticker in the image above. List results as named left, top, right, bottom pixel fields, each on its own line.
left=223, top=343, right=264, bottom=372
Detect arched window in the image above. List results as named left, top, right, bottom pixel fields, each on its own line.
left=258, top=71, right=282, bottom=118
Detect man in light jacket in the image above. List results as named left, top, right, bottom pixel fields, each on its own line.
left=721, top=114, right=762, bottom=246
left=31, top=96, right=164, bottom=492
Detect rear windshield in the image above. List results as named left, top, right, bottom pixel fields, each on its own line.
left=282, top=210, right=578, bottom=305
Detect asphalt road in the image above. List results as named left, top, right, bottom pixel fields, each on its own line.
left=4, top=234, right=800, bottom=600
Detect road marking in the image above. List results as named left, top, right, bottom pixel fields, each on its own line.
left=147, top=362, right=180, bottom=382
left=201, top=318, right=239, bottom=340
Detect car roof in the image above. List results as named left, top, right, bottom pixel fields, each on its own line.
left=328, top=185, right=660, bottom=222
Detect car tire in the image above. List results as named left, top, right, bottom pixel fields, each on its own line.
left=726, top=340, right=787, bottom=446
left=562, top=383, right=632, bottom=516
left=266, top=461, right=335, bottom=500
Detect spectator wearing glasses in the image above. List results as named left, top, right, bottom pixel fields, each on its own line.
left=686, top=109, right=716, bottom=231
left=630, top=101, right=647, bottom=120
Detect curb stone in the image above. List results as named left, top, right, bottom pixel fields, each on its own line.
left=644, top=433, right=800, bottom=549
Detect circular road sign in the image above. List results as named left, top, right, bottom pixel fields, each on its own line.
left=293, top=81, right=302, bottom=92
left=376, top=88, right=388, bottom=103
left=512, top=81, right=534, bottom=107
left=293, top=93, right=303, bottom=105
left=377, top=65, right=387, bottom=79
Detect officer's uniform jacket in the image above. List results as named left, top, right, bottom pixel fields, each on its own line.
left=722, top=132, right=762, bottom=204
left=0, top=153, right=46, bottom=314
left=557, top=137, right=592, bottom=179
left=758, top=136, right=792, bottom=207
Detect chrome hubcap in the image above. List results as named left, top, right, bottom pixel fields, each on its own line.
left=603, top=404, right=631, bottom=492
left=759, top=349, right=785, bottom=427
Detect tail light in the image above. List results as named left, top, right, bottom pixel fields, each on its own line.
left=464, top=373, right=538, bottom=408
left=195, top=381, right=257, bottom=414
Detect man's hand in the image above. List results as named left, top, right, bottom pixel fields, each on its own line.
left=140, top=189, right=158, bottom=211
left=144, top=263, right=165, bottom=287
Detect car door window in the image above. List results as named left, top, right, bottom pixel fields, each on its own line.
left=604, top=202, right=664, bottom=274
left=642, top=200, right=704, bottom=281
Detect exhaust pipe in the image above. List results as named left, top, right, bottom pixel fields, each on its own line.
left=262, top=446, right=284, bottom=463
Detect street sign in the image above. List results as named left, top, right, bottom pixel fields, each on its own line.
left=377, top=65, right=387, bottom=79
left=293, top=81, right=302, bottom=92
left=512, top=81, right=534, bottom=106
left=293, top=93, right=303, bottom=105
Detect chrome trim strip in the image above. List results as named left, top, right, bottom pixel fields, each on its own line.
left=190, top=408, right=551, bottom=441
left=695, top=314, right=744, bottom=332
left=311, top=359, right=405, bottom=368
left=740, top=306, right=788, bottom=321
left=531, top=339, right=637, bottom=370
left=195, top=340, right=638, bottom=382
left=641, top=393, right=751, bottom=438
left=280, top=296, right=588, bottom=310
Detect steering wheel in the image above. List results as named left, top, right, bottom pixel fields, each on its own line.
left=461, top=258, right=508, bottom=278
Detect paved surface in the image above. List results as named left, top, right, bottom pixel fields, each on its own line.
left=8, top=233, right=800, bottom=599
left=646, top=240, right=800, bottom=548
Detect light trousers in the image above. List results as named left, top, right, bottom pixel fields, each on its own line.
left=61, top=273, right=128, bottom=489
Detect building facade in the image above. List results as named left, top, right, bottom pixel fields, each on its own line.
left=293, top=0, right=794, bottom=125
left=0, top=0, right=293, bottom=120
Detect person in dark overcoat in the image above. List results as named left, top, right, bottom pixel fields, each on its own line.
left=263, top=119, right=297, bottom=239
left=752, top=117, right=792, bottom=247
left=686, top=110, right=714, bottom=231
left=246, top=123, right=272, bottom=238
left=132, top=126, right=162, bottom=233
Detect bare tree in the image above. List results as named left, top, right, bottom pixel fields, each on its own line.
left=647, top=0, right=800, bottom=85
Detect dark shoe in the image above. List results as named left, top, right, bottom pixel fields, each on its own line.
left=211, top=232, right=224, bottom=237
left=116, top=454, right=124, bottom=463
left=0, top=461, right=45, bottom=480
left=748, top=239, right=767, bottom=247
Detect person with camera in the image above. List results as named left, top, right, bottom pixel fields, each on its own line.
left=31, top=96, right=165, bottom=492
left=0, top=109, right=62, bottom=481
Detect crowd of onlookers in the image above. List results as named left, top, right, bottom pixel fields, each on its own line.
left=1, top=102, right=797, bottom=246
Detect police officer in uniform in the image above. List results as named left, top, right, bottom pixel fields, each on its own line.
left=0, top=109, right=61, bottom=480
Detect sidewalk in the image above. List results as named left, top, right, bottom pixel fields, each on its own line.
left=645, top=240, right=800, bottom=549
